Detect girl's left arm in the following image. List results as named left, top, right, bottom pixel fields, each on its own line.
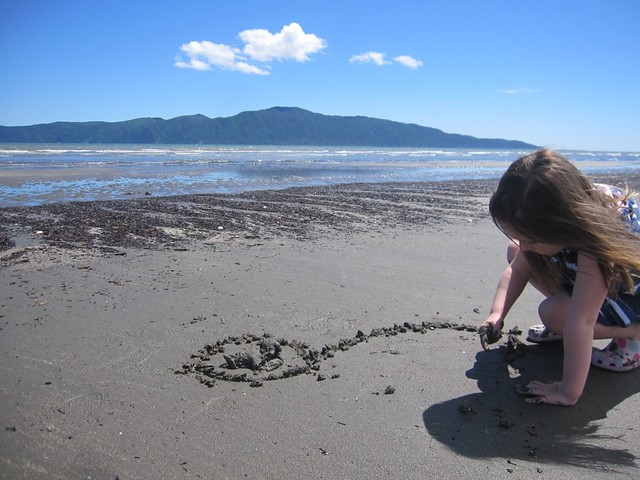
left=560, top=253, right=608, bottom=401
left=523, top=252, right=608, bottom=406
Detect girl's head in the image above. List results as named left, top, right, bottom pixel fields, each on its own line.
left=489, top=148, right=601, bottom=249
left=490, top=148, right=640, bottom=294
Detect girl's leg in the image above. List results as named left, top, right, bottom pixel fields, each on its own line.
left=508, top=242, right=566, bottom=341
left=538, top=293, right=640, bottom=339
left=539, top=288, right=640, bottom=371
left=538, top=292, right=570, bottom=335
left=539, top=298, right=640, bottom=371
left=593, top=322, right=640, bottom=340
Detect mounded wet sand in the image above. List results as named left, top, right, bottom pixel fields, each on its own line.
left=1, top=178, right=639, bottom=479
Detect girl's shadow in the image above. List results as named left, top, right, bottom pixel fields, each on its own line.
left=422, top=341, right=640, bottom=470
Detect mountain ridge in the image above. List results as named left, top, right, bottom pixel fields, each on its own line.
left=0, top=106, right=536, bottom=148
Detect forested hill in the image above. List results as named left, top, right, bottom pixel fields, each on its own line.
left=0, top=107, right=536, bottom=148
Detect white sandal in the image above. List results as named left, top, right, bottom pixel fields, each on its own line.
left=527, top=324, right=562, bottom=343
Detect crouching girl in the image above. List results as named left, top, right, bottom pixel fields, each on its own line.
left=480, top=149, right=640, bottom=406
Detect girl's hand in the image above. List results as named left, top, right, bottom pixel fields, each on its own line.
left=516, top=381, right=577, bottom=406
left=478, top=317, right=504, bottom=351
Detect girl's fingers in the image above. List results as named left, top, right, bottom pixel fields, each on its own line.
left=516, top=384, right=534, bottom=396
left=516, top=381, right=543, bottom=396
left=519, top=381, right=566, bottom=405
left=525, top=396, right=549, bottom=404
left=516, top=381, right=556, bottom=398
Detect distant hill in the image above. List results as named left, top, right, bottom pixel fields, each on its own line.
left=0, top=107, right=536, bottom=148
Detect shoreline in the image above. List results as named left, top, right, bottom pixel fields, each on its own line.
left=2, top=145, right=639, bottom=208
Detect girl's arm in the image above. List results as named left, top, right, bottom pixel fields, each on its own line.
left=481, top=249, right=532, bottom=339
left=560, top=253, right=608, bottom=400
left=525, top=252, right=608, bottom=405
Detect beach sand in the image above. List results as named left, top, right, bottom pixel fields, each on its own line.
left=1, top=179, right=639, bottom=479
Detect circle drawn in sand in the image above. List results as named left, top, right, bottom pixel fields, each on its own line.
left=177, top=321, right=479, bottom=388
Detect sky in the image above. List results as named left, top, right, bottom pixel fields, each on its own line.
left=1, top=0, right=638, bottom=151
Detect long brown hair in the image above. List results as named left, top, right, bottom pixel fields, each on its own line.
left=489, top=148, right=640, bottom=295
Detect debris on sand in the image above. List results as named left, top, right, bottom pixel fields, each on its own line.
left=0, top=181, right=494, bottom=252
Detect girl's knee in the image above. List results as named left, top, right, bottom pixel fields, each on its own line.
left=538, top=299, right=551, bottom=325
left=538, top=294, right=570, bottom=332
left=507, top=242, right=519, bottom=263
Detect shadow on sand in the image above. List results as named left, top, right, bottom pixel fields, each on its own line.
left=423, top=341, right=640, bottom=471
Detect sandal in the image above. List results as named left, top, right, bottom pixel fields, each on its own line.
left=527, top=324, right=563, bottom=343
left=591, top=339, right=640, bottom=372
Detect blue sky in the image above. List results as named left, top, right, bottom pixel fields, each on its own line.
left=1, top=0, right=638, bottom=151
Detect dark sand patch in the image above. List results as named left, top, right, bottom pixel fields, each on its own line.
left=0, top=180, right=497, bottom=251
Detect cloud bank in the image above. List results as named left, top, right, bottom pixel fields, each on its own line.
left=175, top=23, right=327, bottom=75
left=349, top=51, right=423, bottom=69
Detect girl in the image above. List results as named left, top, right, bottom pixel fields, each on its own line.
left=480, top=149, right=640, bottom=406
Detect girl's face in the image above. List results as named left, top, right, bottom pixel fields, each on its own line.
left=499, top=224, right=565, bottom=257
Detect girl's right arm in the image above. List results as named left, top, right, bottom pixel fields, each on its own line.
left=480, top=249, right=532, bottom=348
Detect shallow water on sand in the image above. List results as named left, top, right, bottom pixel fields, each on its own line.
left=1, top=144, right=639, bottom=206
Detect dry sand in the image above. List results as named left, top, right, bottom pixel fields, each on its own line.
left=0, top=180, right=639, bottom=479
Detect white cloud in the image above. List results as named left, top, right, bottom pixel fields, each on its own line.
left=175, top=40, right=269, bottom=75
left=349, top=51, right=390, bottom=66
left=175, top=23, right=326, bottom=75
left=240, top=22, right=327, bottom=62
left=393, top=55, right=423, bottom=69
left=174, top=56, right=211, bottom=71
left=500, top=87, right=541, bottom=94
left=350, top=51, right=423, bottom=69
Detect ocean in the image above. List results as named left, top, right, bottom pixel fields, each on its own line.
left=1, top=144, right=639, bottom=207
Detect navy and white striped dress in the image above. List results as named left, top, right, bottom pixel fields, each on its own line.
left=552, top=184, right=640, bottom=327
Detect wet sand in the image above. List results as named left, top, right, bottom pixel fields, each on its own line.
left=1, top=178, right=639, bottom=479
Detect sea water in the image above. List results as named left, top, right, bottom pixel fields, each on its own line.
left=1, top=144, right=639, bottom=207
